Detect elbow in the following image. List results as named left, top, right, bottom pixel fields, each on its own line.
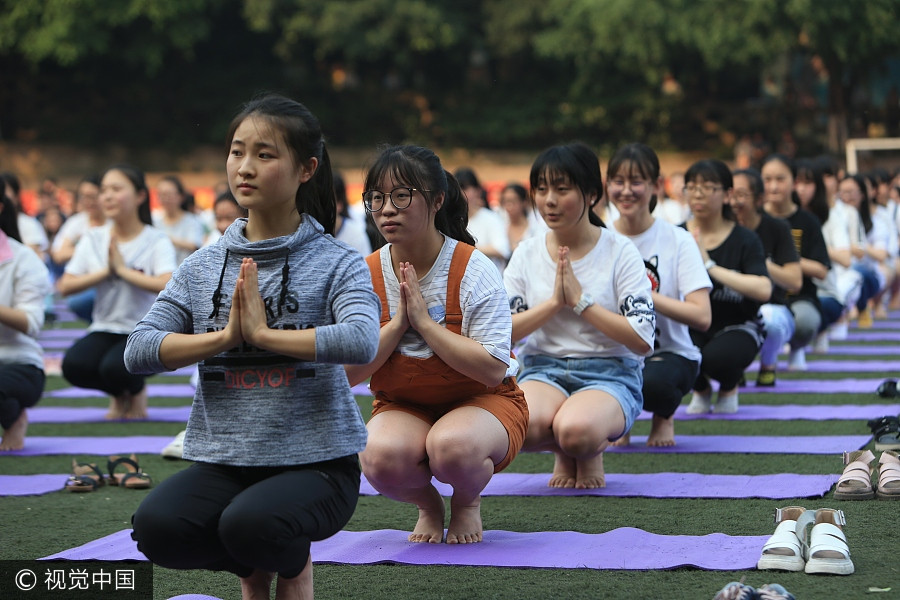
left=631, top=339, right=653, bottom=357
left=785, top=278, right=803, bottom=294
left=481, top=365, right=508, bottom=388
left=694, top=312, right=712, bottom=333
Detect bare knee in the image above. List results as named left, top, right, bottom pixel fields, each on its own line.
left=555, top=421, right=603, bottom=458
left=360, top=438, right=422, bottom=485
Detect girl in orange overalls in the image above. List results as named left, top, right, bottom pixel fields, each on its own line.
left=346, top=145, right=528, bottom=545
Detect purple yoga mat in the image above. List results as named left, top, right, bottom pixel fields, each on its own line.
left=821, top=344, right=900, bottom=355
left=638, top=403, right=900, bottom=421
left=42, top=528, right=770, bottom=571
left=747, top=359, right=900, bottom=372
left=736, top=378, right=881, bottom=394
left=360, top=472, right=839, bottom=499
left=0, top=474, right=69, bottom=496
left=39, top=329, right=87, bottom=339
left=168, top=596, right=222, bottom=600
left=4, top=436, right=171, bottom=456
left=604, top=434, right=870, bottom=454
left=28, top=406, right=192, bottom=423
left=844, top=331, right=900, bottom=342
left=46, top=384, right=196, bottom=399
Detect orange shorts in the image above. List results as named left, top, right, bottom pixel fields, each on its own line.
left=371, top=377, right=529, bottom=473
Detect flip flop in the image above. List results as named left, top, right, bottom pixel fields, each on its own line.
left=107, top=454, right=152, bottom=489
left=65, top=460, right=105, bottom=493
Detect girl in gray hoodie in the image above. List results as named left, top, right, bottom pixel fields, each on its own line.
left=125, top=95, right=380, bottom=600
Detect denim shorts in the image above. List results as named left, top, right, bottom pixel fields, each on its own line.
left=518, top=354, right=644, bottom=435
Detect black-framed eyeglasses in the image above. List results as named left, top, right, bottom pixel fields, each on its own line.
left=362, top=187, right=429, bottom=212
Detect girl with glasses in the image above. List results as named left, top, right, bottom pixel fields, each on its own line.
left=125, top=94, right=380, bottom=599
left=608, top=143, right=712, bottom=447
left=347, top=145, right=528, bottom=544
left=684, top=159, right=771, bottom=414
left=504, top=142, right=655, bottom=488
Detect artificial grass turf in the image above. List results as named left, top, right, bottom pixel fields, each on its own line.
left=2, top=368, right=898, bottom=599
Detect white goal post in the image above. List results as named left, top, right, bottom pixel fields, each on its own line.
left=845, top=137, right=900, bottom=174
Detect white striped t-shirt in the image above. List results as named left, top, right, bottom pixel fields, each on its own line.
left=377, top=236, right=518, bottom=377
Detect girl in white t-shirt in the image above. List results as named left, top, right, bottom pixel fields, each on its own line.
left=57, top=165, right=176, bottom=420
left=346, top=145, right=528, bottom=544
left=0, top=192, right=51, bottom=451
left=609, top=143, right=711, bottom=447
left=152, top=175, right=206, bottom=266
left=504, top=142, right=655, bottom=489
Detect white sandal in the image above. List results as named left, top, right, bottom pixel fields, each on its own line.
left=833, top=449, right=875, bottom=500
left=803, top=508, right=854, bottom=575
left=756, top=506, right=808, bottom=572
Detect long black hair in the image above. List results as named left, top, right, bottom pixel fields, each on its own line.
left=227, top=94, right=337, bottom=235
left=363, top=145, right=476, bottom=246
left=796, top=159, right=830, bottom=225
left=0, top=178, right=21, bottom=241
left=529, top=142, right=605, bottom=227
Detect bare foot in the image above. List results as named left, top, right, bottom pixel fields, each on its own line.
left=0, top=410, right=28, bottom=451
left=575, top=453, right=605, bottom=489
left=275, top=555, right=313, bottom=600
left=446, top=496, right=483, bottom=544
left=240, top=569, right=274, bottom=600
left=875, top=304, right=889, bottom=320
left=408, top=484, right=445, bottom=543
left=123, top=387, right=148, bottom=420
left=610, top=432, right=631, bottom=447
left=106, top=394, right=129, bottom=420
left=548, top=452, right=576, bottom=488
left=646, top=414, right=676, bottom=447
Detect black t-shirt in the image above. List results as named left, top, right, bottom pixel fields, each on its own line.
left=754, top=212, right=800, bottom=305
left=784, top=208, right=831, bottom=306
left=705, top=224, right=769, bottom=333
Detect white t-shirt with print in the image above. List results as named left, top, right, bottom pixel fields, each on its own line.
left=504, top=229, right=655, bottom=361
left=65, top=224, right=177, bottom=334
left=616, top=218, right=710, bottom=362
left=377, top=236, right=517, bottom=377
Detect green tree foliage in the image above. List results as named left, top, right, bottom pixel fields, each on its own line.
left=1, top=0, right=900, bottom=153
left=0, top=0, right=220, bottom=73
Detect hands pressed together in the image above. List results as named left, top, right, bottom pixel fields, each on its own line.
left=554, top=246, right=583, bottom=310
left=222, top=258, right=271, bottom=347
left=390, top=262, right=432, bottom=333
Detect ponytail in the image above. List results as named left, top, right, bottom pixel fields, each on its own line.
left=297, top=142, right=337, bottom=236
left=438, top=171, right=476, bottom=245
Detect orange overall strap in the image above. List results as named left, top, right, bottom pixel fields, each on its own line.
left=364, top=250, right=391, bottom=326
left=445, top=243, right=475, bottom=335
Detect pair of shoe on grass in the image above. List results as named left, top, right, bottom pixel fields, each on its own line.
left=757, top=506, right=853, bottom=575
left=64, top=454, right=152, bottom=492
left=834, top=449, right=900, bottom=500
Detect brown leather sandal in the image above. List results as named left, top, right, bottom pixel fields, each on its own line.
left=833, top=449, right=875, bottom=500
left=876, top=450, right=900, bottom=500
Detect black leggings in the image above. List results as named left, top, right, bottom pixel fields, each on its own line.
left=0, top=364, right=45, bottom=429
left=691, top=328, right=760, bottom=392
left=61, top=331, right=145, bottom=396
left=131, top=455, right=361, bottom=578
left=642, top=352, right=699, bottom=418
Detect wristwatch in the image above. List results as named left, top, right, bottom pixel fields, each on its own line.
left=573, top=293, right=595, bottom=316
left=704, top=258, right=716, bottom=271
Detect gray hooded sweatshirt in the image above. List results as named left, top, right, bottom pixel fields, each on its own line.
left=125, top=216, right=379, bottom=466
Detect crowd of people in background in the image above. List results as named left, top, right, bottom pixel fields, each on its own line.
left=4, top=148, right=900, bottom=450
